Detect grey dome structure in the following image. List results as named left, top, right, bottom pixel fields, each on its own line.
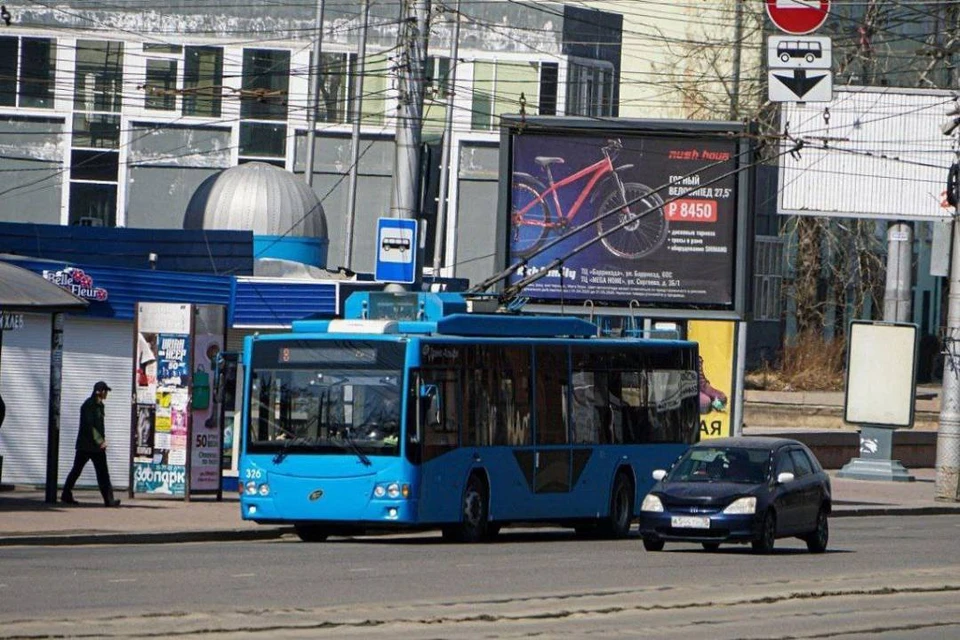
left=183, top=162, right=327, bottom=239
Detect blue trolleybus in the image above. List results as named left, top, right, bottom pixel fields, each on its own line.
left=238, top=292, right=700, bottom=542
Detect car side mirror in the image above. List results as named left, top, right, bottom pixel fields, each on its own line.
left=652, top=469, right=667, bottom=481
left=776, top=471, right=795, bottom=484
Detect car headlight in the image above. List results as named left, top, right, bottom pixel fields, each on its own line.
left=641, top=494, right=664, bottom=512
left=722, top=497, right=757, bottom=514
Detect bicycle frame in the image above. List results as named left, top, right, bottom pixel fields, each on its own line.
left=515, top=151, right=622, bottom=229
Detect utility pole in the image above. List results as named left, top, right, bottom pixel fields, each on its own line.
left=431, top=0, right=461, bottom=275
left=937, top=104, right=960, bottom=502
left=304, top=0, right=326, bottom=189
left=390, top=0, right=430, bottom=224
left=343, top=0, right=371, bottom=270
left=728, top=0, right=743, bottom=121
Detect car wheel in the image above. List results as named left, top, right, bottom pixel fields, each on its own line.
left=642, top=536, right=665, bottom=552
left=294, top=524, right=329, bottom=542
left=702, top=542, right=720, bottom=552
left=752, top=510, right=776, bottom=554
left=805, top=507, right=829, bottom=553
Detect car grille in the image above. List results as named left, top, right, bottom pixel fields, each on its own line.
left=664, top=503, right=724, bottom=516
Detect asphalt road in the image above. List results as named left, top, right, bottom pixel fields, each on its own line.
left=2, top=515, right=959, bottom=639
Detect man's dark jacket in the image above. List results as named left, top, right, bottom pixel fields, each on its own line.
left=76, top=394, right=106, bottom=452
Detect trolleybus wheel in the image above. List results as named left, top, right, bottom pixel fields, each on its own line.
left=294, top=524, right=330, bottom=542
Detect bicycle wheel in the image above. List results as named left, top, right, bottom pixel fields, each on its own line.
left=596, top=182, right=669, bottom=260
left=510, top=173, right=551, bottom=259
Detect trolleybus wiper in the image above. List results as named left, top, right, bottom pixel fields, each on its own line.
left=342, top=429, right=372, bottom=467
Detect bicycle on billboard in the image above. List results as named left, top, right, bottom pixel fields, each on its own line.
left=510, top=139, right=668, bottom=260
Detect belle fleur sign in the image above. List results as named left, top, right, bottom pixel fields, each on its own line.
left=42, top=267, right=108, bottom=302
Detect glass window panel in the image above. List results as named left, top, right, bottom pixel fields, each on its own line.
left=360, top=53, right=388, bottom=126
left=69, top=182, right=117, bottom=227
left=71, top=149, right=119, bottom=182
left=471, top=61, right=493, bottom=130
left=145, top=59, right=177, bottom=111
left=239, top=121, right=286, bottom=158
left=72, top=113, right=121, bottom=149
left=494, top=61, right=539, bottom=121
left=143, top=43, right=182, bottom=54
left=317, top=52, right=349, bottom=124
left=241, top=48, right=289, bottom=121
left=539, top=62, right=558, bottom=116
left=536, top=346, right=569, bottom=445
left=74, top=40, right=123, bottom=112
left=20, top=38, right=56, bottom=109
left=183, top=46, right=223, bottom=117
left=0, top=36, right=17, bottom=107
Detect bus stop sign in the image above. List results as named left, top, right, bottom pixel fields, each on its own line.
left=375, top=217, right=418, bottom=284
left=766, top=0, right=830, bottom=35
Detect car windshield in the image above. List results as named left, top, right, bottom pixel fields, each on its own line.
left=667, top=446, right=770, bottom=484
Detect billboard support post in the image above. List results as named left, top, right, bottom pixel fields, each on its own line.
left=883, top=221, right=913, bottom=323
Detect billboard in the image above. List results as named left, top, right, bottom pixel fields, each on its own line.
left=779, top=87, right=955, bottom=221
left=499, top=117, right=754, bottom=318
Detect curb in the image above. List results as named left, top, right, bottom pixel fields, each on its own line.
left=0, top=527, right=295, bottom=547
left=830, top=506, right=960, bottom=518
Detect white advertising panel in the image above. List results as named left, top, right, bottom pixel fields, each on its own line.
left=844, top=321, right=918, bottom=428
left=779, top=87, right=955, bottom=220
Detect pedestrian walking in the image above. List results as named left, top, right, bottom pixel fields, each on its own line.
left=61, top=381, right=121, bottom=507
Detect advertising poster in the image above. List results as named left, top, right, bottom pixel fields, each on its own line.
left=506, top=132, right=739, bottom=308
left=687, top=320, right=736, bottom=439
left=133, top=302, right=193, bottom=497
left=190, top=305, right=225, bottom=492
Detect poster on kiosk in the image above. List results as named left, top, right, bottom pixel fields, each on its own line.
left=132, top=302, right=226, bottom=499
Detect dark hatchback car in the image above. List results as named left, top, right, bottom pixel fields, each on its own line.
left=638, top=437, right=831, bottom=554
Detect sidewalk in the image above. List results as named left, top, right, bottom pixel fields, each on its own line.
left=2, top=470, right=959, bottom=547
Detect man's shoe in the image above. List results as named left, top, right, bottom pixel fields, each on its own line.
left=105, top=498, right=121, bottom=507
left=61, top=493, right=79, bottom=505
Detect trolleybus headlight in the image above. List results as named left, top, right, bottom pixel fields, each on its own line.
left=245, top=481, right=257, bottom=496
left=722, top=497, right=756, bottom=514
left=258, top=483, right=270, bottom=496
left=641, top=494, right=664, bottom=512
left=386, top=482, right=401, bottom=498
left=373, top=485, right=386, bottom=498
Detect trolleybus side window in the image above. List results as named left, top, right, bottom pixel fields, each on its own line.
left=421, top=369, right=459, bottom=461
left=535, top=346, right=568, bottom=445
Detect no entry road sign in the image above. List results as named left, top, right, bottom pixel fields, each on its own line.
left=766, top=0, right=830, bottom=35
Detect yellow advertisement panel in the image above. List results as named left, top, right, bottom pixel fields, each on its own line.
left=687, top=320, right=736, bottom=439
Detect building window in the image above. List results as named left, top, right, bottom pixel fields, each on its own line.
left=69, top=182, right=117, bottom=227
left=539, top=62, right=558, bottom=116
left=74, top=40, right=124, bottom=113
left=316, top=52, right=356, bottom=124
left=565, top=59, right=614, bottom=117
left=183, top=46, right=223, bottom=118
left=0, top=36, right=57, bottom=109
left=239, top=122, right=286, bottom=159
left=471, top=60, right=549, bottom=131
left=144, top=59, right=178, bottom=111
left=241, top=49, right=289, bottom=121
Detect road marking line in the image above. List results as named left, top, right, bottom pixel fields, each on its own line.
left=349, top=568, right=373, bottom=572
left=231, top=573, right=257, bottom=578
left=108, top=579, right=136, bottom=583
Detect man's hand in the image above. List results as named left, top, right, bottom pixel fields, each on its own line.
left=100, top=441, right=108, bottom=450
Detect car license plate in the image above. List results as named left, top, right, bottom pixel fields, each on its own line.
left=671, top=516, right=710, bottom=529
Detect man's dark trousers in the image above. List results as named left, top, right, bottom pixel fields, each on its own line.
left=63, top=449, right=116, bottom=504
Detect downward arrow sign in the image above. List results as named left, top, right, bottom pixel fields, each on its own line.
left=773, top=69, right=827, bottom=99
